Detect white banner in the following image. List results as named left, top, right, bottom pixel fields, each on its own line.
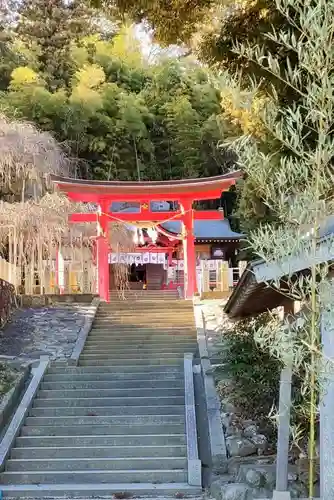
left=109, top=252, right=166, bottom=265
left=170, top=259, right=202, bottom=271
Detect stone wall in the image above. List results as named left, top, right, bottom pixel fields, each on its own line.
left=200, top=299, right=314, bottom=500
left=19, top=293, right=96, bottom=307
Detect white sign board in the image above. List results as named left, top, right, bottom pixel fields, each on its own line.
left=109, top=252, right=166, bottom=265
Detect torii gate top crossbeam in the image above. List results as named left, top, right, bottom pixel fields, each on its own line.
left=51, top=172, right=242, bottom=202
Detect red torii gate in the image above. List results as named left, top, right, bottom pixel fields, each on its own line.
left=51, top=172, right=241, bottom=301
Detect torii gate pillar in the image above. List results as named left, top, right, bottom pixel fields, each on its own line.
left=96, top=202, right=110, bottom=302
left=181, top=199, right=197, bottom=300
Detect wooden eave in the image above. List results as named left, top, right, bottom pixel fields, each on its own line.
left=224, top=264, right=292, bottom=319
left=225, top=254, right=334, bottom=320
left=51, top=172, right=242, bottom=201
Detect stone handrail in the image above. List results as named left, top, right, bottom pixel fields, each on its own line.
left=0, top=278, right=16, bottom=329
left=184, top=353, right=202, bottom=486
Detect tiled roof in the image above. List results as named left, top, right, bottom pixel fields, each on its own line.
left=161, top=218, right=244, bottom=240
left=110, top=202, right=244, bottom=240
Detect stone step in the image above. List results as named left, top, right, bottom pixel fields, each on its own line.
left=93, top=316, right=194, bottom=321
left=81, top=350, right=192, bottom=357
left=85, top=335, right=196, bottom=342
left=89, top=325, right=195, bottom=330
left=107, top=292, right=180, bottom=296
left=41, top=380, right=184, bottom=390
left=88, top=332, right=196, bottom=338
left=6, top=457, right=187, bottom=472
left=0, top=483, right=200, bottom=499
left=93, top=321, right=194, bottom=326
left=83, top=344, right=195, bottom=350
left=93, top=321, right=194, bottom=325
left=44, top=372, right=182, bottom=382
left=82, top=345, right=196, bottom=354
left=99, top=304, right=190, bottom=308
left=47, top=365, right=183, bottom=374
left=95, top=315, right=194, bottom=321
left=80, top=353, right=186, bottom=361
left=96, top=315, right=191, bottom=320
left=92, top=322, right=193, bottom=326
left=0, top=469, right=187, bottom=484
left=104, top=308, right=187, bottom=312
left=81, top=347, right=195, bottom=355
left=11, top=444, right=187, bottom=459
left=108, top=290, right=179, bottom=293
left=88, top=329, right=196, bottom=335
left=85, top=337, right=196, bottom=344
left=38, top=387, right=184, bottom=399
left=106, top=299, right=182, bottom=303
left=29, top=405, right=185, bottom=417
left=33, top=396, right=184, bottom=407
left=107, top=293, right=180, bottom=297
left=104, top=306, right=186, bottom=310
left=15, top=434, right=186, bottom=448
left=21, top=423, right=185, bottom=437
left=25, top=415, right=185, bottom=427
left=79, top=358, right=184, bottom=367
left=87, top=331, right=196, bottom=337
left=96, top=307, right=191, bottom=312
left=92, top=324, right=194, bottom=329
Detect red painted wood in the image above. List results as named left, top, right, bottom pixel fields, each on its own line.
left=96, top=201, right=110, bottom=302
left=67, top=190, right=225, bottom=202
left=168, top=250, right=173, bottom=266
left=70, top=210, right=223, bottom=224
left=180, top=199, right=197, bottom=299
left=96, top=235, right=109, bottom=302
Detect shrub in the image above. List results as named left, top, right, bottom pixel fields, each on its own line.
left=215, top=313, right=282, bottom=421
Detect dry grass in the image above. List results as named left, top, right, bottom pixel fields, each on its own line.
left=0, top=115, right=132, bottom=287
left=0, top=114, right=69, bottom=202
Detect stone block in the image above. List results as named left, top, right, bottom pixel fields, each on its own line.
left=272, top=491, right=291, bottom=500
left=226, top=436, right=257, bottom=457
left=188, top=458, right=202, bottom=486
left=250, top=434, right=268, bottom=454
left=244, top=425, right=259, bottom=438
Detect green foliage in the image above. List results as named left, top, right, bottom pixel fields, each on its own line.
left=0, top=29, right=235, bottom=182
left=108, top=0, right=214, bottom=46
left=15, top=0, right=99, bottom=90
left=217, top=313, right=281, bottom=420
left=108, top=0, right=294, bottom=96
left=106, top=0, right=302, bottom=229
left=216, top=312, right=317, bottom=451
left=227, top=0, right=334, bottom=489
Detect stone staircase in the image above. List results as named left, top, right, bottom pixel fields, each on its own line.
left=0, top=293, right=200, bottom=498
left=109, top=289, right=180, bottom=301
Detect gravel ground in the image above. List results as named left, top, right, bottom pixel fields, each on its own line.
left=0, top=304, right=90, bottom=361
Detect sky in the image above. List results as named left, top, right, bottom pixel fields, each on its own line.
left=134, top=23, right=184, bottom=62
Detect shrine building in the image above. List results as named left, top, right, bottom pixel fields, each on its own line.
left=51, top=172, right=243, bottom=301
